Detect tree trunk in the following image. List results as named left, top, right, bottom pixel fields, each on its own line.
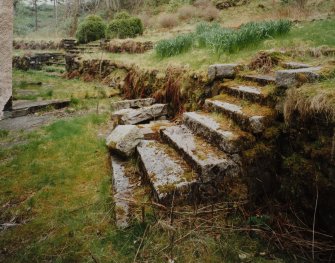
left=54, top=0, right=58, bottom=33
left=69, top=0, right=80, bottom=37
left=34, top=0, right=38, bottom=31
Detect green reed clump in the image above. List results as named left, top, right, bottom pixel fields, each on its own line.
left=155, top=19, right=292, bottom=57
left=155, top=33, right=194, bottom=57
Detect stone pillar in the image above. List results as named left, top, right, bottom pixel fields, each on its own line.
left=0, top=0, right=13, bottom=119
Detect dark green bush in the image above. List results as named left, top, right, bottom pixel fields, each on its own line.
left=76, top=15, right=106, bottom=44
left=106, top=16, right=143, bottom=39
left=114, top=11, right=131, bottom=20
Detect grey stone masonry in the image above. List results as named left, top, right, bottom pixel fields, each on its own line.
left=220, top=85, right=267, bottom=104
left=106, top=125, right=144, bottom=157
left=111, top=156, right=135, bottom=228
left=5, top=99, right=70, bottom=118
left=161, top=125, right=240, bottom=182
left=242, top=74, right=276, bottom=86
left=111, top=98, right=155, bottom=111
left=281, top=62, right=311, bottom=69
left=183, top=112, right=254, bottom=153
left=205, top=99, right=271, bottom=133
left=137, top=140, right=197, bottom=204
left=208, top=64, right=239, bottom=81
left=112, top=104, right=168, bottom=125
left=276, top=67, right=322, bottom=88
left=0, top=0, right=13, bottom=119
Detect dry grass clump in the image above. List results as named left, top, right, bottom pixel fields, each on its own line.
left=284, top=79, right=335, bottom=124
left=137, top=12, right=152, bottom=28
left=199, top=5, right=220, bottom=21
left=177, top=5, right=197, bottom=20
left=248, top=51, right=281, bottom=73
left=193, top=0, right=210, bottom=8
left=157, top=13, right=179, bottom=29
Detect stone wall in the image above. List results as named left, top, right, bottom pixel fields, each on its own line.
left=0, top=0, right=13, bottom=119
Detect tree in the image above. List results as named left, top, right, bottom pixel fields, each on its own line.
left=31, top=0, right=39, bottom=31
left=69, top=0, right=80, bottom=37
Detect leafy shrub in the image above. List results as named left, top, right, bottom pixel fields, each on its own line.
left=114, top=11, right=131, bottom=20
left=107, top=16, right=143, bottom=39
left=76, top=15, right=106, bottom=44
left=157, top=13, right=178, bottom=28
left=155, top=33, right=194, bottom=57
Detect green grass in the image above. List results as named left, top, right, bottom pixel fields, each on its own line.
left=0, top=113, right=291, bottom=262
left=83, top=18, right=335, bottom=71
left=0, top=114, right=114, bottom=261
left=13, top=70, right=120, bottom=101
left=272, top=18, right=335, bottom=47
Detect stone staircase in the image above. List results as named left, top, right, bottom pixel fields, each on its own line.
left=107, top=62, right=324, bottom=228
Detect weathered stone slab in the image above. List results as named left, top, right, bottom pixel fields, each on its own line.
left=205, top=99, right=270, bottom=133
left=281, top=62, right=311, bottom=69
left=208, top=64, right=239, bottom=81
left=220, top=85, right=267, bottom=104
left=111, top=98, right=155, bottom=111
left=242, top=74, right=275, bottom=86
left=275, top=67, right=321, bottom=88
left=4, top=99, right=70, bottom=118
left=137, top=140, right=197, bottom=204
left=183, top=112, right=254, bottom=153
left=112, top=104, right=168, bottom=125
left=161, top=125, right=240, bottom=182
left=137, top=120, right=172, bottom=139
left=106, top=125, right=143, bottom=157
left=111, top=156, right=134, bottom=228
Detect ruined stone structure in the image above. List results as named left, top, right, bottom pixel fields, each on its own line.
left=0, top=0, right=13, bottom=119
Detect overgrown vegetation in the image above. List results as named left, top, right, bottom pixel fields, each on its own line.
left=284, top=78, right=335, bottom=124
left=155, top=20, right=292, bottom=57
left=106, top=12, right=143, bottom=39
left=76, top=15, right=107, bottom=44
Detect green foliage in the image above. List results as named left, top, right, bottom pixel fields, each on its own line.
left=155, top=33, right=194, bottom=57
left=76, top=15, right=106, bottom=44
left=155, top=20, right=292, bottom=57
left=114, top=11, right=131, bottom=20
left=0, top=129, right=9, bottom=138
left=106, top=16, right=143, bottom=39
left=196, top=20, right=292, bottom=55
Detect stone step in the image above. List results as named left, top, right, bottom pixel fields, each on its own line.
left=111, top=98, right=155, bottom=111
left=219, top=84, right=269, bottom=104
left=137, top=140, right=197, bottom=204
left=205, top=94, right=275, bottom=133
left=112, top=103, right=168, bottom=125
left=7, top=99, right=70, bottom=118
left=275, top=67, right=322, bottom=88
left=183, top=111, right=255, bottom=154
left=208, top=64, right=239, bottom=81
left=137, top=120, right=172, bottom=140
left=161, top=125, right=240, bottom=183
left=111, top=155, right=149, bottom=228
left=281, top=62, right=311, bottom=69
left=241, top=74, right=276, bottom=86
